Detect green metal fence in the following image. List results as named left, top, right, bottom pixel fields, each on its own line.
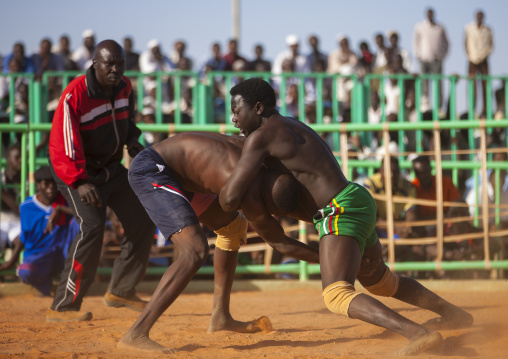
left=1, top=70, right=508, bottom=280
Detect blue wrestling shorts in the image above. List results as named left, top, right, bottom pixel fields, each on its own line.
left=128, top=147, right=199, bottom=239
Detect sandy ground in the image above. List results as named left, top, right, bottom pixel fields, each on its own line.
left=0, top=281, right=507, bottom=359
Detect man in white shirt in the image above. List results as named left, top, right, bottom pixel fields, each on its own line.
left=388, top=30, right=413, bottom=73
left=327, top=34, right=358, bottom=107
left=413, top=8, right=449, bottom=109
left=72, top=29, right=95, bottom=70
left=272, top=34, right=308, bottom=90
left=465, top=10, right=493, bottom=116
left=139, top=39, right=174, bottom=104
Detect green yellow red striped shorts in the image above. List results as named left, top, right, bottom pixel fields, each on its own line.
left=313, top=182, right=378, bottom=255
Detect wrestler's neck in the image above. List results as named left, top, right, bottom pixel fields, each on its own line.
left=261, top=108, right=280, bottom=124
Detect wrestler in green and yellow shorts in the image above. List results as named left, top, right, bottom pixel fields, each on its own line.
left=313, top=182, right=378, bottom=255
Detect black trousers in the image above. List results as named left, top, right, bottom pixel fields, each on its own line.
left=50, top=163, right=155, bottom=312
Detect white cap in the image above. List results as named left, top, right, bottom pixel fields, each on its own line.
left=82, top=29, right=94, bottom=38
left=407, top=153, right=420, bottom=162
left=285, top=34, right=299, bottom=46
left=147, top=39, right=160, bottom=49
left=141, top=107, right=155, bottom=116
left=336, top=33, right=346, bottom=42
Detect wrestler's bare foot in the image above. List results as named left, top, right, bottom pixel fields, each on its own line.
left=423, top=311, right=474, bottom=330
left=208, top=314, right=273, bottom=334
left=118, top=332, right=176, bottom=354
left=395, top=328, right=443, bottom=356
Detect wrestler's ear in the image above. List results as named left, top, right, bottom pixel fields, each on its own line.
left=254, top=101, right=264, bottom=115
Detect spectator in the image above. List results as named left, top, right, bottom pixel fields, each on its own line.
left=465, top=151, right=508, bottom=226
left=413, top=8, right=449, bottom=109
left=123, top=37, right=140, bottom=71
left=139, top=106, right=166, bottom=146
left=222, top=38, right=247, bottom=71
left=465, top=10, right=494, bottom=116
left=200, top=42, right=227, bottom=122
left=72, top=29, right=96, bottom=70
left=0, top=167, right=78, bottom=296
left=32, top=38, right=64, bottom=80
left=32, top=38, right=64, bottom=112
left=411, top=155, right=462, bottom=234
left=167, top=56, right=195, bottom=123
left=272, top=35, right=305, bottom=98
left=387, top=30, right=413, bottom=73
left=285, top=83, right=299, bottom=118
left=99, top=207, right=125, bottom=269
left=305, top=56, right=332, bottom=111
left=0, top=57, right=29, bottom=128
left=52, top=35, right=79, bottom=71
left=139, top=39, right=173, bottom=104
left=0, top=57, right=29, bottom=122
left=229, top=58, right=250, bottom=89
left=357, top=41, right=374, bottom=74
left=306, top=34, right=327, bottom=73
left=2, top=42, right=35, bottom=74
left=201, top=42, right=227, bottom=75
left=0, top=143, right=22, bottom=253
left=327, top=34, right=357, bottom=110
left=47, top=40, right=155, bottom=322
left=363, top=157, right=420, bottom=239
left=272, top=34, right=307, bottom=78
left=169, top=40, right=193, bottom=70
left=249, top=44, right=271, bottom=72
left=372, top=33, right=391, bottom=91
left=139, top=38, right=174, bottom=73
left=33, top=38, right=67, bottom=156
left=367, top=91, right=383, bottom=151
left=383, top=54, right=412, bottom=119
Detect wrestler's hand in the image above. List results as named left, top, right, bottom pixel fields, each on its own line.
left=78, top=182, right=102, bottom=207
left=127, top=141, right=144, bottom=158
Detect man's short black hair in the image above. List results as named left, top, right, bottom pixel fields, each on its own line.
left=34, top=166, right=54, bottom=182
left=230, top=78, right=277, bottom=109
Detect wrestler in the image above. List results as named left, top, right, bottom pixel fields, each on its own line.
left=119, top=131, right=319, bottom=353
left=220, top=78, right=473, bottom=355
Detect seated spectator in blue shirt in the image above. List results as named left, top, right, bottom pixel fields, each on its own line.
left=2, top=42, right=35, bottom=74
left=32, top=38, right=64, bottom=80
left=200, top=42, right=227, bottom=79
left=0, top=166, right=78, bottom=296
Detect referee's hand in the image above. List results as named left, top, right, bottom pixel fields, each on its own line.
left=78, top=182, right=102, bottom=207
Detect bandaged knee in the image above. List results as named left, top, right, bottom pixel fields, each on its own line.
left=322, top=281, right=361, bottom=318
left=214, top=212, right=248, bottom=251
left=364, top=267, right=400, bottom=297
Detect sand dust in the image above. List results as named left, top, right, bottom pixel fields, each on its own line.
left=0, top=284, right=507, bottom=358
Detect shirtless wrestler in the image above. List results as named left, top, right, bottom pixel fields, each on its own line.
left=119, top=131, right=319, bottom=353
left=220, top=78, right=473, bottom=356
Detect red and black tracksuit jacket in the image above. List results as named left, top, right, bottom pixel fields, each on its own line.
left=49, top=66, right=141, bottom=188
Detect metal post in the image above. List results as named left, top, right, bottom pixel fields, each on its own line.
left=298, top=221, right=309, bottom=281
left=232, top=0, right=240, bottom=40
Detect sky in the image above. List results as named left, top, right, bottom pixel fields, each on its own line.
left=2, top=0, right=507, bottom=113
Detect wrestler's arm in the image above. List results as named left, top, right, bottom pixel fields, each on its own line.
left=219, top=134, right=269, bottom=212
left=241, top=194, right=319, bottom=263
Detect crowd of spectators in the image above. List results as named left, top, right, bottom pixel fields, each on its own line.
left=0, top=8, right=498, bottom=128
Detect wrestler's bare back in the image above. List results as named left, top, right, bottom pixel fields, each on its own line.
left=151, top=131, right=314, bottom=221
left=153, top=132, right=242, bottom=195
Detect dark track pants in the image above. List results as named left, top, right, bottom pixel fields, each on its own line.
left=50, top=164, right=155, bottom=312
